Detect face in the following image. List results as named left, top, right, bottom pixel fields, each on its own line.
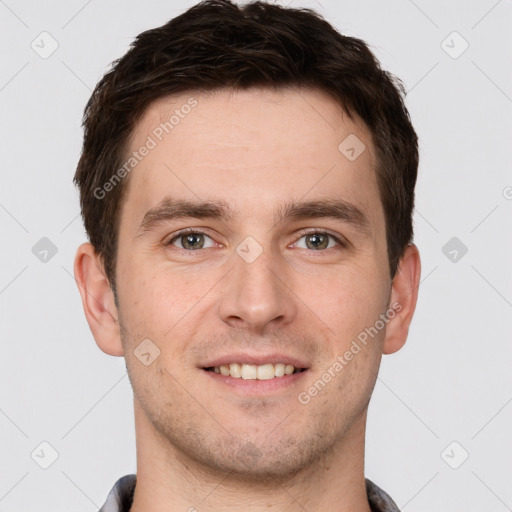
left=111, top=86, right=396, bottom=480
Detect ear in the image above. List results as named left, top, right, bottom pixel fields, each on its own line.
left=382, top=244, right=421, bottom=355
left=74, top=242, right=124, bottom=356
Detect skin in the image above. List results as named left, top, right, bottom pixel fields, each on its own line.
left=74, top=86, right=420, bottom=512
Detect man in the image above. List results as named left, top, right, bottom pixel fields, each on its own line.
left=73, top=1, right=421, bottom=510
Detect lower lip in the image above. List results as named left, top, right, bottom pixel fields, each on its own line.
left=202, top=369, right=308, bottom=395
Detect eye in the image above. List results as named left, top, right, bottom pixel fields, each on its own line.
left=293, top=231, right=344, bottom=251
left=167, top=230, right=216, bottom=250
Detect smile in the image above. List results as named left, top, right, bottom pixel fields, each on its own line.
left=205, top=363, right=306, bottom=380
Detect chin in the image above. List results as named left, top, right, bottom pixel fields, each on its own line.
left=180, top=432, right=331, bottom=485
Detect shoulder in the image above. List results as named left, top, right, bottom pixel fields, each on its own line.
left=365, top=478, right=401, bottom=512
left=98, top=474, right=136, bottom=512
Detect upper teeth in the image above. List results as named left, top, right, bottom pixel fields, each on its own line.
left=211, top=363, right=296, bottom=380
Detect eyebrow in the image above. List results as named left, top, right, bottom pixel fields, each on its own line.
left=136, top=198, right=235, bottom=236
left=136, top=196, right=371, bottom=236
left=274, top=198, right=370, bottom=234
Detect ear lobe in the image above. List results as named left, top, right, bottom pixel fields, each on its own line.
left=73, top=242, right=124, bottom=356
left=382, top=244, right=421, bottom=355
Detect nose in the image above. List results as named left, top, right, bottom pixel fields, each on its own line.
left=218, top=243, right=297, bottom=333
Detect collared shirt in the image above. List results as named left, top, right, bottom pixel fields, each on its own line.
left=98, top=474, right=401, bottom=511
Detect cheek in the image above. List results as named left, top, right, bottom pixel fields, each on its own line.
left=119, top=259, right=186, bottom=321
left=312, top=265, right=389, bottom=341
left=118, top=269, right=194, bottom=388
left=117, top=260, right=210, bottom=357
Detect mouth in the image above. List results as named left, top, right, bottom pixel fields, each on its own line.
left=200, top=354, right=310, bottom=395
left=203, top=363, right=307, bottom=380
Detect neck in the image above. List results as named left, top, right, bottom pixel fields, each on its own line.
left=129, top=400, right=372, bottom=512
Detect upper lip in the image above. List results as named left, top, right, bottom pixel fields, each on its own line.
left=201, top=352, right=310, bottom=369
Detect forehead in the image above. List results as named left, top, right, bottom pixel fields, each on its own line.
left=121, top=86, right=382, bottom=230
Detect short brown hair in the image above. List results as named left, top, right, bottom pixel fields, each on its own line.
left=74, top=0, right=419, bottom=291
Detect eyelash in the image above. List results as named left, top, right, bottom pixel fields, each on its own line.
left=165, top=228, right=348, bottom=252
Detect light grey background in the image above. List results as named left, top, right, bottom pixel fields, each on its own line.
left=1, top=0, right=511, bottom=510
